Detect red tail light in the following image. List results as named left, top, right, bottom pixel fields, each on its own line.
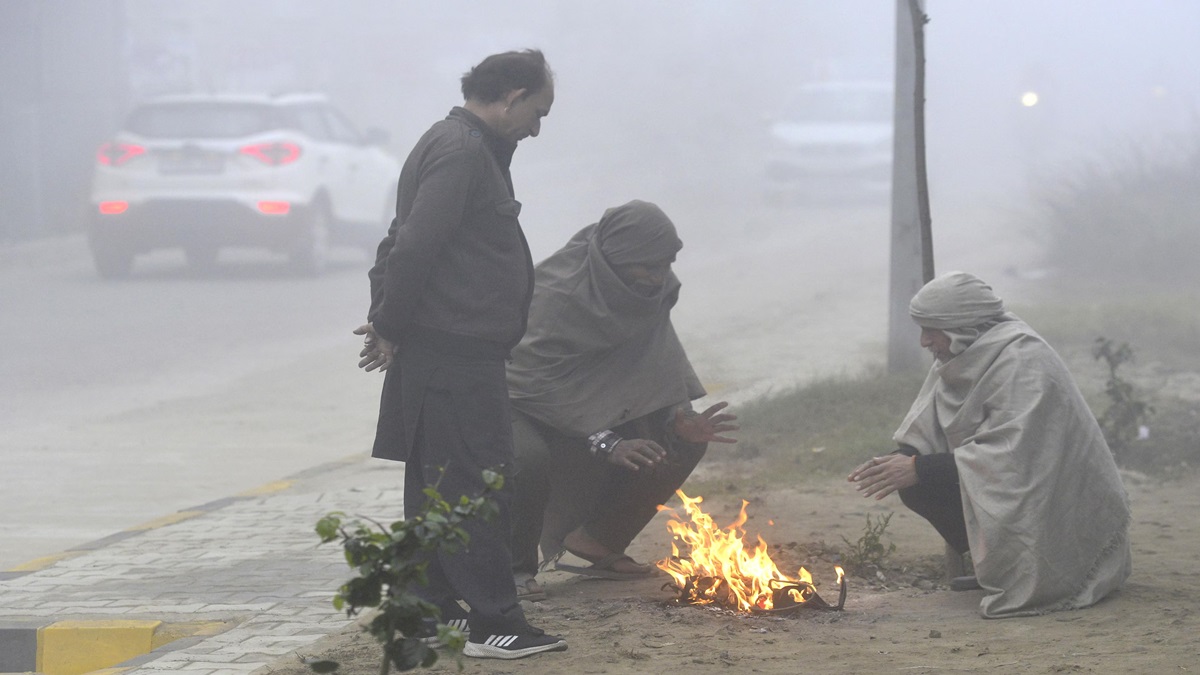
left=256, top=201, right=291, bottom=215
left=97, top=142, right=145, bottom=166
left=98, top=201, right=129, bottom=214
left=240, top=142, right=301, bottom=166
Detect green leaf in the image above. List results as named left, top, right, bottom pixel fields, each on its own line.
left=315, top=514, right=343, bottom=542
left=481, top=469, right=504, bottom=490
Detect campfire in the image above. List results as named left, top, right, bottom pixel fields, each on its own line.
left=657, top=490, right=845, bottom=614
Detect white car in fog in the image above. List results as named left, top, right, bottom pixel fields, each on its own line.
left=88, top=93, right=399, bottom=278
left=764, top=81, right=893, bottom=203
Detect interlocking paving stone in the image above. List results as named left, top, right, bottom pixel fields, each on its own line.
left=0, top=455, right=404, bottom=672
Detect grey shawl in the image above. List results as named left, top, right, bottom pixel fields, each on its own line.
left=506, top=200, right=706, bottom=436
left=896, top=273, right=1132, bottom=617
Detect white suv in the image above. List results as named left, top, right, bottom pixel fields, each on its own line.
left=764, top=81, right=893, bottom=204
left=88, top=93, right=400, bottom=278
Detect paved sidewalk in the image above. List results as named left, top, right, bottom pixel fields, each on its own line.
left=0, top=454, right=404, bottom=673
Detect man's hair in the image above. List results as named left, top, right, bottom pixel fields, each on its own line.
left=461, top=49, right=552, bottom=104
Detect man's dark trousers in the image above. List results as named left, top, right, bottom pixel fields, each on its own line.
left=401, top=341, right=527, bottom=634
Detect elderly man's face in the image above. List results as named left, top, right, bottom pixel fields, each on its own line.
left=920, top=327, right=954, bottom=362
left=613, top=258, right=673, bottom=297
left=497, top=83, right=554, bottom=143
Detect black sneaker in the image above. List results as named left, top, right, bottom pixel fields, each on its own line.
left=417, top=616, right=470, bottom=646
left=463, top=627, right=567, bottom=659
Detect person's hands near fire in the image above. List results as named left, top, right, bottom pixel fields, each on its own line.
left=353, top=323, right=394, bottom=372
left=673, top=402, right=739, bottom=444
left=608, top=438, right=667, bottom=471
left=848, top=453, right=918, bottom=500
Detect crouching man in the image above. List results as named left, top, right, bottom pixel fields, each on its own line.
left=506, top=200, right=738, bottom=600
left=848, top=271, right=1131, bottom=618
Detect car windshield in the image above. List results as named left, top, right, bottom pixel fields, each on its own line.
left=125, top=103, right=282, bottom=139
left=782, top=88, right=892, bottom=123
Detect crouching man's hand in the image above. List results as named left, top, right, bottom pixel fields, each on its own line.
left=673, top=402, right=740, bottom=444
left=848, top=453, right=918, bottom=500
left=608, top=439, right=666, bottom=471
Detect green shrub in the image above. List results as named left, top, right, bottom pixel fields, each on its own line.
left=314, top=470, right=503, bottom=674
left=1032, top=135, right=1200, bottom=283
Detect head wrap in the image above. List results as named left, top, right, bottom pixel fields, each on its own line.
left=506, top=200, right=704, bottom=435
left=595, top=201, right=682, bottom=266
left=910, top=271, right=1011, bottom=357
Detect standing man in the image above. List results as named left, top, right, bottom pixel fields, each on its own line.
left=354, top=49, right=566, bottom=659
left=848, top=271, right=1131, bottom=618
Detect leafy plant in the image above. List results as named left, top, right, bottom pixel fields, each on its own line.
left=313, top=470, right=503, bottom=674
left=1092, top=337, right=1155, bottom=463
left=1033, top=134, right=1200, bottom=284
left=839, top=512, right=897, bottom=575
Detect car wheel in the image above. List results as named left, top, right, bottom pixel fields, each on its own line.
left=92, top=242, right=135, bottom=280
left=289, top=204, right=330, bottom=276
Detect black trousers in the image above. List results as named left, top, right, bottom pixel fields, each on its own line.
left=509, top=408, right=707, bottom=577
left=898, top=476, right=970, bottom=555
left=400, top=343, right=527, bottom=635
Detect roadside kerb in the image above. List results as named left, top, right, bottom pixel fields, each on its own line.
left=0, top=453, right=401, bottom=673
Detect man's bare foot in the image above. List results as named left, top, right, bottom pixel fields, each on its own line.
left=562, top=527, right=652, bottom=575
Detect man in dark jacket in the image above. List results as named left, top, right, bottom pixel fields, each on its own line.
left=354, top=49, right=565, bottom=660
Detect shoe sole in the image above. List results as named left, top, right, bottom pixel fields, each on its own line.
left=463, top=639, right=567, bottom=659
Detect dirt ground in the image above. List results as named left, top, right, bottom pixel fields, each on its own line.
left=261, top=469, right=1199, bottom=674
left=257, top=204, right=1197, bottom=673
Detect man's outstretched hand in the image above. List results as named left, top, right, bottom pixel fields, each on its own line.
left=848, top=453, right=918, bottom=500
left=353, top=323, right=394, bottom=372
left=673, top=401, right=739, bottom=444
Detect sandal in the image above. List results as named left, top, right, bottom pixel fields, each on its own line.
left=555, top=552, right=656, bottom=580
left=515, top=575, right=547, bottom=602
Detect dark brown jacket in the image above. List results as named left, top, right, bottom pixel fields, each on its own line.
left=367, top=107, right=534, bottom=352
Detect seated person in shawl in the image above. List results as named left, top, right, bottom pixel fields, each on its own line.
left=506, top=200, right=738, bottom=600
left=848, top=271, right=1132, bottom=618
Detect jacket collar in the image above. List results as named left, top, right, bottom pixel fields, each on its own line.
left=448, top=106, right=517, bottom=168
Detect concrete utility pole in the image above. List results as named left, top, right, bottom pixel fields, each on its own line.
left=887, top=0, right=935, bottom=373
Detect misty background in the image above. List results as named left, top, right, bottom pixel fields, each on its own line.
left=3, top=0, right=1198, bottom=257
left=2, top=1, right=1198, bottom=569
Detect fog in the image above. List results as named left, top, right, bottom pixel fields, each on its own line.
left=7, top=1, right=1199, bottom=255
left=110, top=0, right=1200, bottom=258
left=2, top=1, right=1199, bottom=568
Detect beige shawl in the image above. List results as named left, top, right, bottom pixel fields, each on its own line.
left=896, top=273, right=1131, bottom=618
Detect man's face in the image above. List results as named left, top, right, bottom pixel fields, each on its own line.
left=613, top=258, right=673, bottom=297
left=498, top=83, right=554, bottom=143
left=920, top=327, right=954, bottom=362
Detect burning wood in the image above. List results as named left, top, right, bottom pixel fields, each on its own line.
left=657, top=490, right=845, bottom=614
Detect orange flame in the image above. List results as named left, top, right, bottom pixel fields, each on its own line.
left=657, top=490, right=841, bottom=612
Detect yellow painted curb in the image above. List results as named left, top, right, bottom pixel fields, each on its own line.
left=14, top=620, right=230, bottom=675
left=238, top=479, right=294, bottom=496
left=6, top=550, right=87, bottom=572
left=124, top=510, right=205, bottom=532
left=37, top=620, right=159, bottom=675
left=149, top=620, right=227, bottom=649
